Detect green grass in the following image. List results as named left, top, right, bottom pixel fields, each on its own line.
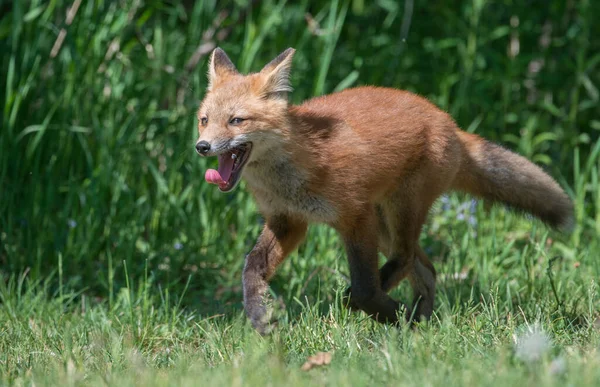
left=1, top=0, right=600, bottom=385
left=1, top=206, right=600, bottom=386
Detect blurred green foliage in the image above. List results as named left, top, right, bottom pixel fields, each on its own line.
left=0, top=0, right=599, bottom=311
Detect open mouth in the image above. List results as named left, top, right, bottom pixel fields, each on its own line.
left=204, top=143, right=252, bottom=192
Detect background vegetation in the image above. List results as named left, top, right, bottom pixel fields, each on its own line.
left=1, top=0, right=599, bottom=385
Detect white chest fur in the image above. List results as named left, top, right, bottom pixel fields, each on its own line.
left=243, top=156, right=336, bottom=223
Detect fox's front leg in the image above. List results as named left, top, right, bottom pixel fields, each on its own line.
left=243, top=214, right=307, bottom=334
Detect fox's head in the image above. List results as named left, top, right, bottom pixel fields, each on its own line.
left=196, top=47, right=295, bottom=192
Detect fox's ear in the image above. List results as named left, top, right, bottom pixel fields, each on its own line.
left=259, top=48, right=295, bottom=98
left=207, top=48, right=238, bottom=90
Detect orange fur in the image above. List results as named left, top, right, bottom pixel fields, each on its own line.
left=196, top=48, right=574, bottom=333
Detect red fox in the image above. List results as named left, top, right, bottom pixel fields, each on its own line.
left=195, top=47, right=574, bottom=333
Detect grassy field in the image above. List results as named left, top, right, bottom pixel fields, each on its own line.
left=1, top=0, right=600, bottom=385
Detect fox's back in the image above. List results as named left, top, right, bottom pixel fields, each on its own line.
left=290, top=86, right=462, bottom=199
left=296, top=86, right=451, bottom=137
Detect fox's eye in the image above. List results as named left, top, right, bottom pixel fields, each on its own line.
left=201, top=117, right=208, bottom=126
left=229, top=117, right=245, bottom=125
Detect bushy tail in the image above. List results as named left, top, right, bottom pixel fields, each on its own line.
left=452, top=130, right=574, bottom=230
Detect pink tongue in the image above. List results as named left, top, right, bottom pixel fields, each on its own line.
left=205, top=169, right=225, bottom=186
left=205, top=152, right=234, bottom=188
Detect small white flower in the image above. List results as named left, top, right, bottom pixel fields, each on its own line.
left=515, top=324, right=551, bottom=363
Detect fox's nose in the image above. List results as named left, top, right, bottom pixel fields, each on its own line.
left=195, top=141, right=211, bottom=155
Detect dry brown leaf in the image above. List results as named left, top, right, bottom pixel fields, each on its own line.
left=301, top=352, right=332, bottom=371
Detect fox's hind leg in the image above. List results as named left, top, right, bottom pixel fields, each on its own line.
left=341, top=205, right=407, bottom=323
left=343, top=205, right=392, bottom=311
left=409, top=247, right=436, bottom=321
left=378, top=182, right=438, bottom=322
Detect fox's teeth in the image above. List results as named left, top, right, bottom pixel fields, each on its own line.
left=231, top=154, right=237, bottom=160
